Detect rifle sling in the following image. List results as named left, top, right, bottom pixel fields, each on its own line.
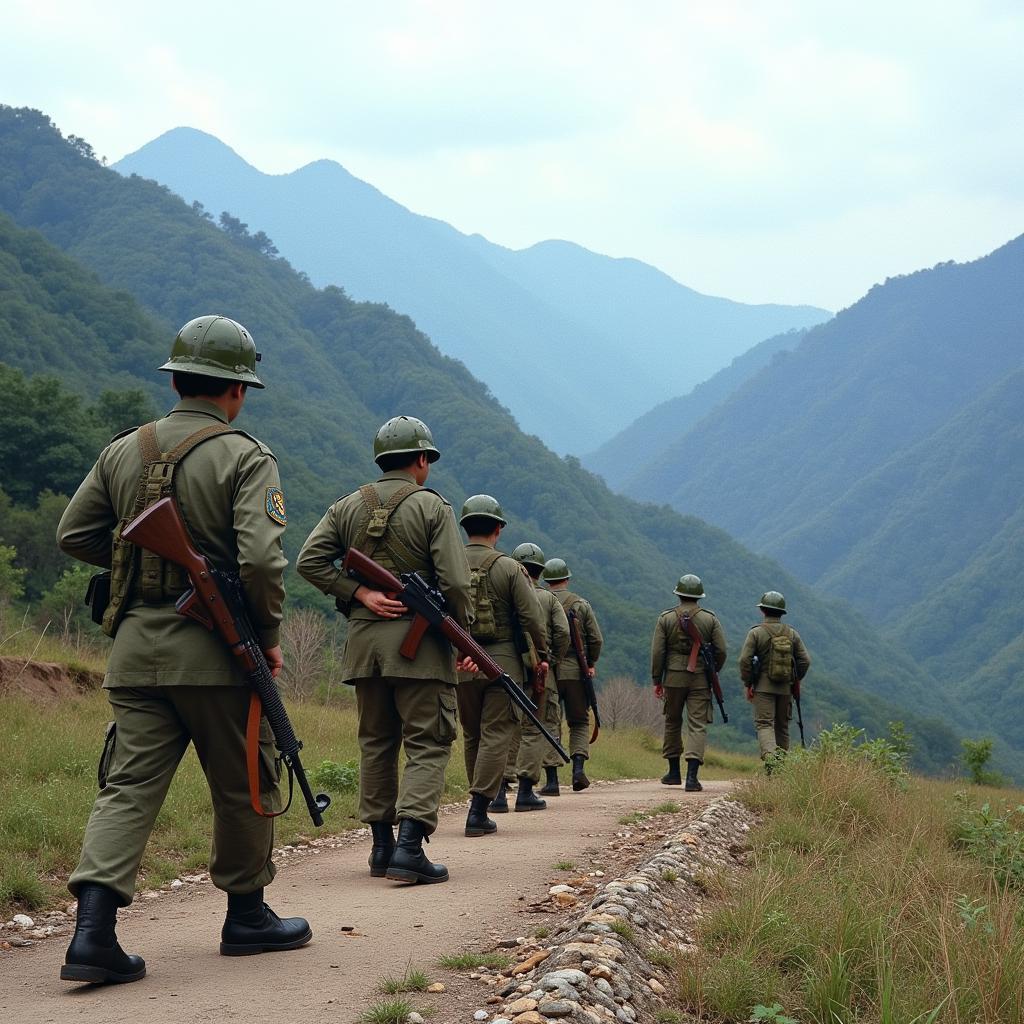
left=246, top=692, right=293, bottom=819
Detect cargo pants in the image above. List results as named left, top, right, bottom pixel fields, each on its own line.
left=753, top=691, right=791, bottom=759
left=661, top=671, right=712, bottom=764
left=69, top=685, right=280, bottom=906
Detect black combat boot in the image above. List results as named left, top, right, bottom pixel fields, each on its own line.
left=220, top=889, right=313, bottom=955
left=660, top=756, right=682, bottom=786
left=488, top=780, right=510, bottom=813
left=386, top=819, right=449, bottom=884
left=538, top=765, right=561, bottom=796
left=684, top=759, right=703, bottom=792
left=515, top=776, right=547, bottom=811
left=60, top=883, right=146, bottom=984
left=465, top=793, right=498, bottom=837
left=571, top=753, right=591, bottom=791
left=368, top=821, right=396, bottom=877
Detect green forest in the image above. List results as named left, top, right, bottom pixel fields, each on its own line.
left=0, top=105, right=985, bottom=775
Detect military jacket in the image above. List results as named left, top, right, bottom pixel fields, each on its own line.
left=464, top=543, right=546, bottom=660
left=535, top=580, right=570, bottom=668
left=552, top=590, right=603, bottom=681
left=57, top=399, right=287, bottom=688
left=296, top=470, right=472, bottom=682
left=651, top=603, right=727, bottom=686
left=739, top=621, right=811, bottom=695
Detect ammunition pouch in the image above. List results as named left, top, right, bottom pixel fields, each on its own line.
left=85, top=570, right=112, bottom=626
left=102, top=420, right=235, bottom=637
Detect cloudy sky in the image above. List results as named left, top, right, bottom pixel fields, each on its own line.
left=5, top=1, right=1023, bottom=309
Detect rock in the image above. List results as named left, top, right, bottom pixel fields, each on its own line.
left=408, top=1013, right=425, bottom=1024
left=548, top=885, right=576, bottom=896
left=538, top=1000, right=577, bottom=1016
left=595, top=979, right=615, bottom=996
left=169, top=879, right=184, bottom=889
left=498, top=938, right=520, bottom=948
left=427, top=983, right=446, bottom=993
left=505, top=998, right=538, bottom=1014
left=539, top=969, right=588, bottom=988
left=487, top=996, right=503, bottom=1005
left=647, top=979, right=665, bottom=995
left=11, top=915, right=34, bottom=928
left=511, top=1013, right=547, bottom=1024
left=511, top=949, right=551, bottom=975
left=589, top=965, right=614, bottom=981
left=553, top=892, right=578, bottom=906
left=474, top=1011, right=489, bottom=1021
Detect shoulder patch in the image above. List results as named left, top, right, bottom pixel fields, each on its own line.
left=265, top=487, right=288, bottom=526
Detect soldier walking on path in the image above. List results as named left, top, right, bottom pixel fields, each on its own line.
left=457, top=497, right=548, bottom=833
left=544, top=558, right=603, bottom=793
left=297, top=416, right=473, bottom=884
left=56, top=315, right=311, bottom=985
left=650, top=573, right=727, bottom=792
left=739, top=591, right=811, bottom=767
left=506, top=543, right=570, bottom=799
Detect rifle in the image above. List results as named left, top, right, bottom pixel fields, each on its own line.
left=343, top=547, right=569, bottom=763
left=567, top=609, right=600, bottom=744
left=122, top=497, right=331, bottom=828
left=680, top=613, right=728, bottom=723
left=751, top=654, right=805, bottom=748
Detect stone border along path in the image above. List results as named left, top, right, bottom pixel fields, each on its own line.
left=457, top=797, right=756, bottom=1024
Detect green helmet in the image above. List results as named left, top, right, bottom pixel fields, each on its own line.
left=459, top=494, right=507, bottom=527
left=674, top=574, right=705, bottom=599
left=542, top=558, right=571, bottom=582
left=758, top=591, right=787, bottom=614
left=512, top=542, right=546, bottom=569
left=158, top=315, right=264, bottom=388
left=373, top=415, right=440, bottom=466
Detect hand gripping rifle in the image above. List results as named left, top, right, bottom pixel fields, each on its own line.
left=342, top=547, right=569, bottom=763
left=680, top=613, right=728, bottom=723
left=566, top=609, right=601, bottom=744
left=122, top=496, right=331, bottom=827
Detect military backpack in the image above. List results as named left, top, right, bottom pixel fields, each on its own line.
left=468, top=549, right=504, bottom=643
left=765, top=626, right=795, bottom=684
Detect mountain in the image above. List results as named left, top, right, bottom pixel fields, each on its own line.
left=615, top=234, right=1024, bottom=762
left=583, top=328, right=807, bottom=490
left=112, top=127, right=830, bottom=454
left=0, top=105, right=969, bottom=774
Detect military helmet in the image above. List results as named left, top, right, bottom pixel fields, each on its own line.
left=758, top=591, right=787, bottom=614
left=542, top=558, right=571, bottom=582
left=373, top=415, right=440, bottom=466
left=512, top=542, right=546, bottom=569
left=159, top=315, right=264, bottom=388
left=459, top=494, right=507, bottom=527
left=673, top=574, right=705, bottom=599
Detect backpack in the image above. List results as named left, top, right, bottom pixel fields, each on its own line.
left=468, top=550, right=503, bottom=643
left=765, top=628, right=795, bottom=684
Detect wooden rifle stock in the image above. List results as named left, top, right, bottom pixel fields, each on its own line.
left=122, top=497, right=330, bottom=827
left=342, top=547, right=569, bottom=762
left=680, top=613, right=728, bottom=724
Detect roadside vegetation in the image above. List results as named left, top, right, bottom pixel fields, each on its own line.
left=674, top=724, right=1024, bottom=1023
left=0, top=614, right=749, bottom=917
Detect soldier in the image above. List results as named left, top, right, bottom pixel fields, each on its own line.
left=543, top=558, right=603, bottom=792
left=507, top=543, right=570, bottom=800
left=458, top=497, right=548, bottom=834
left=55, top=315, right=310, bottom=985
left=296, top=416, right=472, bottom=884
left=739, top=591, right=811, bottom=766
left=650, top=574, right=727, bottom=792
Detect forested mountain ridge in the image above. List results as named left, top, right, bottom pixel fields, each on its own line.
left=113, top=126, right=829, bottom=454
left=0, top=105, right=970, bottom=773
left=583, top=328, right=808, bottom=489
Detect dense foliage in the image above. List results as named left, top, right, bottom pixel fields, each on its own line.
left=0, top=105, right=974, bottom=774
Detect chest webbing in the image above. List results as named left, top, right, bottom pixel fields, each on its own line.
left=103, top=420, right=235, bottom=635
left=351, top=482, right=435, bottom=582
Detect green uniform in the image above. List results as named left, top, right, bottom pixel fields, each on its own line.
left=552, top=590, right=603, bottom=760
left=56, top=399, right=287, bottom=905
left=296, top=470, right=472, bottom=833
left=650, top=601, right=727, bottom=764
left=739, top=621, right=811, bottom=759
left=508, top=581, right=570, bottom=784
left=458, top=544, right=546, bottom=799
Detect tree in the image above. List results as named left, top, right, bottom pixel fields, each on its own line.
left=0, top=544, right=26, bottom=603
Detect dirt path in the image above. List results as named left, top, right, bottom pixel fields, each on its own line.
left=1, top=779, right=732, bottom=1024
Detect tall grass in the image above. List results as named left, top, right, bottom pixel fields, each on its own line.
left=675, top=732, right=1024, bottom=1023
